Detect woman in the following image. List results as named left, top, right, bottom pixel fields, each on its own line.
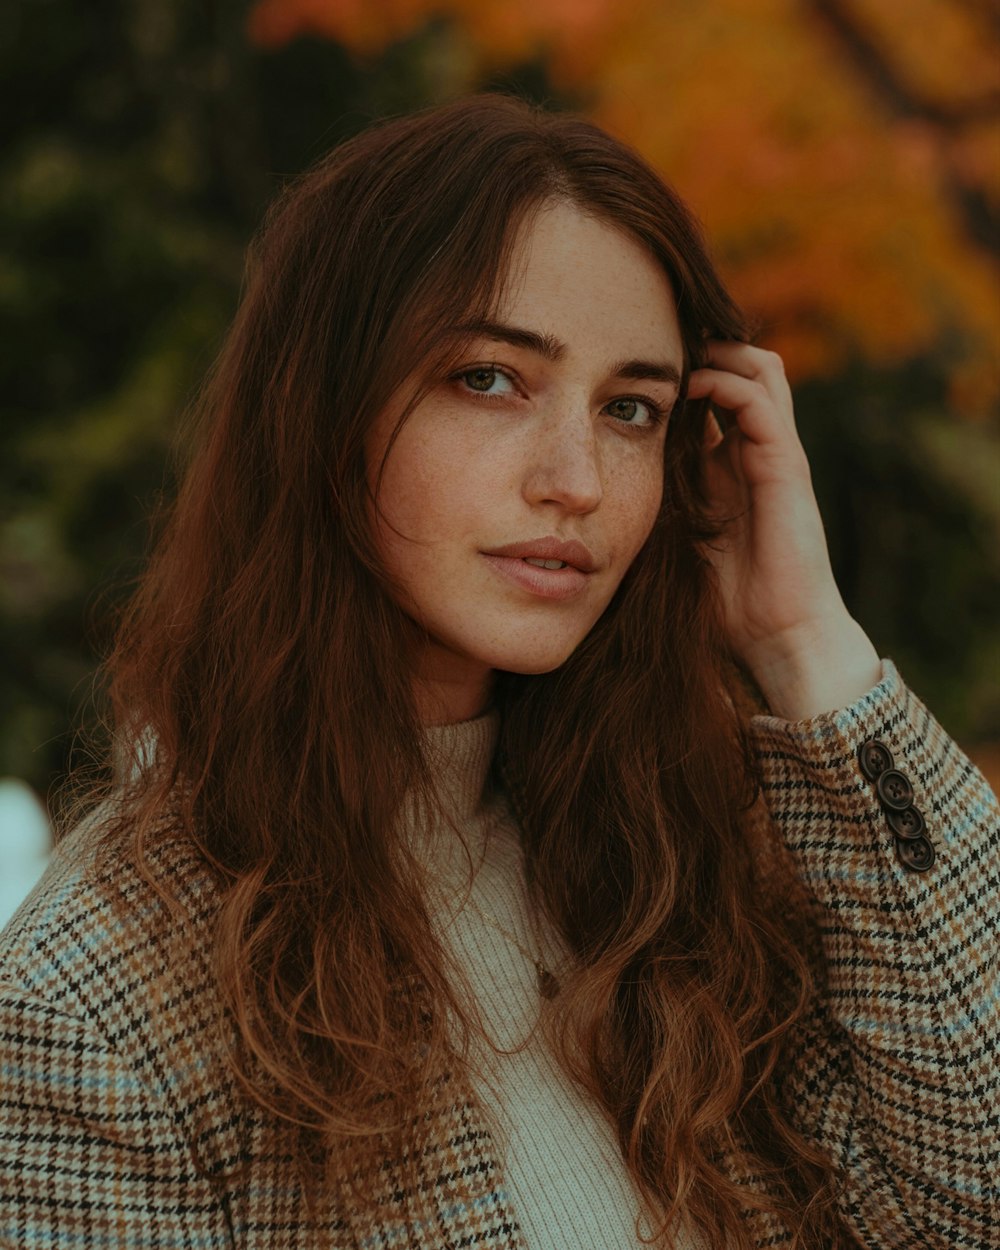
left=0, top=95, right=996, bottom=1250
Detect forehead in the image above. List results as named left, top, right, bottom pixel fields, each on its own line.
left=493, top=201, right=683, bottom=359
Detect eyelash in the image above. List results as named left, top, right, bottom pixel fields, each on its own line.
left=449, top=363, right=667, bottom=430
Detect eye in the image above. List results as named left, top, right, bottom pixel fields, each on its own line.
left=455, top=365, right=517, bottom=396
left=604, top=396, right=662, bottom=429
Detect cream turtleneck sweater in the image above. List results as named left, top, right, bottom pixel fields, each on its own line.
left=413, top=710, right=698, bottom=1250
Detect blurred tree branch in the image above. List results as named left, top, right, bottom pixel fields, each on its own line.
left=810, top=0, right=999, bottom=255
left=955, top=0, right=1000, bottom=43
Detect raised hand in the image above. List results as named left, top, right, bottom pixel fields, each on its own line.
left=687, top=341, right=881, bottom=720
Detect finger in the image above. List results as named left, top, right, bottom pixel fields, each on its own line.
left=703, top=341, right=787, bottom=386
left=686, top=369, right=787, bottom=446
left=703, top=406, right=725, bottom=450
left=701, top=342, right=795, bottom=429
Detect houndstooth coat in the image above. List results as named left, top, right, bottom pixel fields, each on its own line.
left=1, top=662, right=997, bottom=1248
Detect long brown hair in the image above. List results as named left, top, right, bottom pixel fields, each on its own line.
left=93, top=95, right=849, bottom=1246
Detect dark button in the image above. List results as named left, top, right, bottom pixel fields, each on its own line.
left=896, top=835, right=935, bottom=871
left=886, top=805, right=926, bottom=840
left=858, top=739, right=894, bottom=782
left=876, top=768, right=915, bottom=812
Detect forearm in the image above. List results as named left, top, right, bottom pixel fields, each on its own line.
left=745, top=611, right=882, bottom=722
left=753, top=662, right=1000, bottom=1242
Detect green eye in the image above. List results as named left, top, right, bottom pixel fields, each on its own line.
left=609, top=398, right=637, bottom=420
left=456, top=365, right=517, bottom=397
left=465, top=367, right=499, bottom=392
left=606, top=397, right=657, bottom=426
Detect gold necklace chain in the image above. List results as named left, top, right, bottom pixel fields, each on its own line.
left=461, top=895, right=561, bottom=999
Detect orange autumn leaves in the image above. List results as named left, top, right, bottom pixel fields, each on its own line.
left=248, top=0, right=1000, bottom=412
left=247, top=0, right=635, bottom=68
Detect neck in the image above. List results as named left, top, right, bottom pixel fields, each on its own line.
left=411, top=647, right=496, bottom=725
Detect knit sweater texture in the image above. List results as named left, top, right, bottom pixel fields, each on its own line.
left=415, top=711, right=694, bottom=1248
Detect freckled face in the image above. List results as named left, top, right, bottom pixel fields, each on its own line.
left=366, top=200, right=684, bottom=720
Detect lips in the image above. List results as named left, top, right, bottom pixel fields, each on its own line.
left=482, top=537, right=598, bottom=573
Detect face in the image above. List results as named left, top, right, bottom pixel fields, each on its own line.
left=366, top=200, right=684, bottom=723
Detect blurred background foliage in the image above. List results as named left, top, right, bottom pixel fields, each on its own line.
left=2, top=0, right=998, bottom=802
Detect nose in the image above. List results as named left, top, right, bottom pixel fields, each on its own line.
left=521, top=405, right=603, bottom=514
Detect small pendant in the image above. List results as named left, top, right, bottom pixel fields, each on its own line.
left=535, top=961, right=560, bottom=999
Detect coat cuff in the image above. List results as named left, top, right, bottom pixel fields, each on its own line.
left=749, top=657, right=996, bottom=895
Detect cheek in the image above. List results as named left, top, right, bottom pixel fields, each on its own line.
left=375, top=463, right=420, bottom=536
left=616, top=458, right=665, bottom=559
left=368, top=428, right=441, bottom=540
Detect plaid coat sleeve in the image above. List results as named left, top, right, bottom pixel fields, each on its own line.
left=752, top=660, right=1000, bottom=1248
left=0, top=816, right=526, bottom=1250
left=0, top=824, right=236, bottom=1249
left=0, top=987, right=232, bottom=1249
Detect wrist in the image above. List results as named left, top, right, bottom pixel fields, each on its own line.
left=746, top=615, right=882, bottom=721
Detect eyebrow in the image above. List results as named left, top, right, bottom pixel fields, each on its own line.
left=454, top=318, right=682, bottom=388
left=610, top=357, right=683, bottom=387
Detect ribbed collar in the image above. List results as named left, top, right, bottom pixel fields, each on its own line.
left=421, top=709, right=500, bottom=827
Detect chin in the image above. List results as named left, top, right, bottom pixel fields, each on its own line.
left=469, top=617, right=604, bottom=677
left=498, top=659, right=568, bottom=677
left=484, top=641, right=586, bottom=676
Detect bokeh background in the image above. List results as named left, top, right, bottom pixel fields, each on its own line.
left=3, top=0, right=999, bottom=818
